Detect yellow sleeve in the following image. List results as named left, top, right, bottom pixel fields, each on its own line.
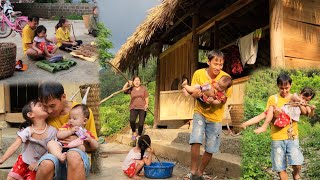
left=85, top=108, right=98, bottom=139
left=266, top=95, right=275, bottom=110
left=55, top=28, right=64, bottom=41
left=191, top=70, right=200, bottom=86
left=22, top=29, right=33, bottom=44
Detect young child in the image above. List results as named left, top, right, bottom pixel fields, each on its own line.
left=0, top=99, right=57, bottom=180
left=182, top=75, right=232, bottom=105
left=47, top=104, right=98, bottom=162
left=32, top=25, right=58, bottom=59
left=241, top=87, right=316, bottom=134
left=55, top=17, right=83, bottom=51
left=122, top=135, right=154, bottom=180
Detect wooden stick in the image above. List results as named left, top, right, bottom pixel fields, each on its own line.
left=71, top=23, right=76, bottom=41
left=142, top=139, right=163, bottom=166
left=99, top=87, right=132, bottom=105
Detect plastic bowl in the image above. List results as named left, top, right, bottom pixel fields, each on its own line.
left=144, top=162, right=175, bottom=179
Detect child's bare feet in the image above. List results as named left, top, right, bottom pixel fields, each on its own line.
left=57, top=152, right=67, bottom=163
left=132, top=175, right=141, bottom=180
left=182, top=88, right=190, bottom=96
left=181, top=79, right=188, bottom=88
left=240, top=123, right=247, bottom=130
left=254, top=127, right=267, bottom=134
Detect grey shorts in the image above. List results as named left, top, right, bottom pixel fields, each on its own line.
left=37, top=148, right=90, bottom=180
left=189, top=113, right=222, bottom=153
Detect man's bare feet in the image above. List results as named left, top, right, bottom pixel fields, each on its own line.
left=57, top=152, right=67, bottom=163
left=254, top=126, right=267, bottom=134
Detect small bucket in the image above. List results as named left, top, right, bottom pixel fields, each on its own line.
left=144, top=162, right=175, bottom=179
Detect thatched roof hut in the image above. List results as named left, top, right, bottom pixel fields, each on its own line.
left=111, top=0, right=320, bottom=127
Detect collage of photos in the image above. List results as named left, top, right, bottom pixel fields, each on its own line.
left=0, top=0, right=319, bottom=180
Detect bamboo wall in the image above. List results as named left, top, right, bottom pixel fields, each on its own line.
left=282, top=0, right=320, bottom=68
left=159, top=38, right=193, bottom=91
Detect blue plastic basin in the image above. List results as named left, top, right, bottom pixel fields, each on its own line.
left=144, top=162, right=175, bottom=179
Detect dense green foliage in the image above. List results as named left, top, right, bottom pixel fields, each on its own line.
left=242, top=69, right=320, bottom=179
left=97, top=23, right=113, bottom=66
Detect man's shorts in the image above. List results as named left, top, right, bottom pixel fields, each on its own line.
left=271, top=139, right=304, bottom=172
left=37, top=148, right=90, bottom=180
left=189, top=112, right=222, bottom=153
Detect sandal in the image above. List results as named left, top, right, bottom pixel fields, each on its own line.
left=183, top=172, right=197, bottom=180
left=198, top=174, right=213, bottom=180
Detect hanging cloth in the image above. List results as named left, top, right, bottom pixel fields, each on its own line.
left=238, top=29, right=259, bottom=67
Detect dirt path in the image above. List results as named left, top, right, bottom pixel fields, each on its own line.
left=0, top=19, right=99, bottom=84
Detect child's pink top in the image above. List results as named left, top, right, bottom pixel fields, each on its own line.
left=122, top=147, right=149, bottom=170
left=17, top=125, right=57, bottom=164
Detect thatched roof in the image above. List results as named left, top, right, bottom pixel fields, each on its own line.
left=111, top=0, right=185, bottom=72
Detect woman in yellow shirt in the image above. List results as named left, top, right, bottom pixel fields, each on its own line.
left=55, top=17, right=83, bottom=51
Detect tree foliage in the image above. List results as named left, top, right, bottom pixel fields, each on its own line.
left=97, top=23, right=113, bottom=67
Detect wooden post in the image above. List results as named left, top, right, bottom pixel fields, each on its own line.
left=191, top=12, right=199, bottom=74
left=269, top=0, right=285, bottom=68
left=153, top=57, right=161, bottom=129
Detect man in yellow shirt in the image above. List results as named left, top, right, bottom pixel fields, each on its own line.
left=36, top=82, right=98, bottom=180
left=184, top=50, right=232, bottom=180
left=22, top=15, right=44, bottom=60
left=266, top=74, right=304, bottom=180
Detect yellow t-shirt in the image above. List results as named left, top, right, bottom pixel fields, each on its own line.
left=266, top=94, right=298, bottom=140
left=55, top=27, right=71, bottom=47
left=47, top=101, right=97, bottom=139
left=191, top=69, right=232, bottom=122
left=22, top=24, right=35, bottom=54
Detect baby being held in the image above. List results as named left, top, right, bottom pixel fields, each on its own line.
left=47, top=104, right=98, bottom=162
left=182, top=75, right=232, bottom=105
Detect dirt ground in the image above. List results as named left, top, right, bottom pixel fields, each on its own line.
left=0, top=19, right=100, bottom=84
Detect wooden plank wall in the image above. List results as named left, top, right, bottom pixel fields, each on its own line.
left=223, top=76, right=249, bottom=125
left=159, top=90, right=194, bottom=121
left=282, top=0, right=320, bottom=68
left=159, top=39, right=193, bottom=91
